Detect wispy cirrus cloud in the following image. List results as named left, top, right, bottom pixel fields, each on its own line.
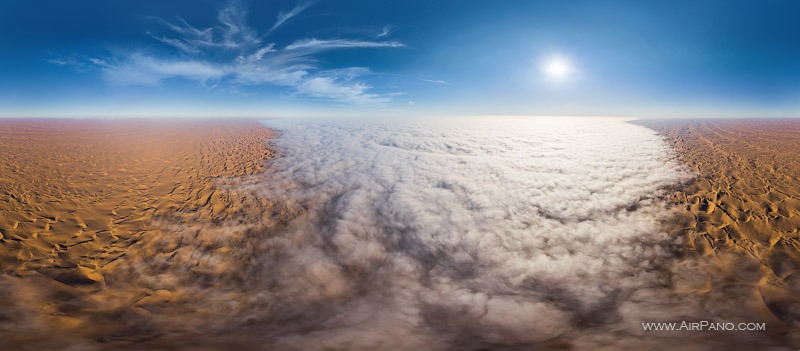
left=45, top=52, right=91, bottom=73
left=421, top=78, right=449, bottom=85
left=285, top=38, right=406, bottom=51
left=93, top=53, right=226, bottom=86
left=297, top=77, right=390, bottom=104
left=50, top=1, right=404, bottom=105
left=376, top=25, right=394, bottom=38
left=46, top=57, right=86, bottom=72
left=146, top=4, right=260, bottom=55
left=216, top=2, right=261, bottom=48
left=269, top=0, right=316, bottom=34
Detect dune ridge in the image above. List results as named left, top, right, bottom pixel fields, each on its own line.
left=639, top=119, right=800, bottom=341
left=0, top=119, right=278, bottom=348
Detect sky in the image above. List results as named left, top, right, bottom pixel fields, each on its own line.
left=1, top=0, right=799, bottom=118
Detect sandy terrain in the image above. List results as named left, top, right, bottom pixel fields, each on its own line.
left=0, top=119, right=279, bottom=348
left=640, top=119, right=800, bottom=339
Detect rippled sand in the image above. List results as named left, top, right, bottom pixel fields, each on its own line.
left=0, top=119, right=279, bottom=348
left=639, top=118, right=800, bottom=344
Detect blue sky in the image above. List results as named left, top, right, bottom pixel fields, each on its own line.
left=1, top=0, right=799, bottom=118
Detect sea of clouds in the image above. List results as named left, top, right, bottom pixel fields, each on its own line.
left=227, top=116, right=698, bottom=349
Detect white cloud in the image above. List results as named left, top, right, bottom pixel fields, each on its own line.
left=296, top=77, right=389, bottom=104
left=53, top=1, right=406, bottom=104
left=45, top=58, right=84, bottom=72
left=86, top=57, right=106, bottom=66
left=147, top=31, right=202, bottom=54
left=318, top=67, right=372, bottom=81
left=97, top=53, right=225, bottom=86
left=165, top=116, right=716, bottom=350
left=165, top=18, right=216, bottom=50
left=285, top=38, right=406, bottom=51
left=148, top=4, right=259, bottom=53
left=377, top=25, right=394, bottom=38
left=421, top=78, right=449, bottom=84
left=232, top=64, right=309, bottom=86
left=269, top=0, right=317, bottom=33
left=216, top=2, right=260, bottom=48
left=236, top=44, right=276, bottom=64
left=45, top=58, right=76, bottom=66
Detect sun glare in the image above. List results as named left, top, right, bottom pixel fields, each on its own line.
left=542, top=55, right=573, bottom=80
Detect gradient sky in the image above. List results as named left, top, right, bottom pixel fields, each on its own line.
left=1, top=0, right=799, bottom=118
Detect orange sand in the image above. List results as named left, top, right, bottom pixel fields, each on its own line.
left=643, top=119, right=800, bottom=337
left=0, top=119, right=279, bottom=347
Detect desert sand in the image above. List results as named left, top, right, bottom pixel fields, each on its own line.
left=640, top=118, right=800, bottom=339
left=0, top=119, right=280, bottom=348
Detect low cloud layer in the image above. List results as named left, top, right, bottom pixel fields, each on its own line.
left=216, top=117, right=699, bottom=349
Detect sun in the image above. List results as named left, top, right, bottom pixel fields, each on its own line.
left=541, top=55, right=573, bottom=80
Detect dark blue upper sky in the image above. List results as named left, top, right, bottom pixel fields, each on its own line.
left=1, top=0, right=798, bottom=117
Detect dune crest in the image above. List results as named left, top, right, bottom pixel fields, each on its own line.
left=0, top=119, right=278, bottom=347
left=640, top=119, right=800, bottom=343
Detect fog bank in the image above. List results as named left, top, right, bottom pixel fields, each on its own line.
left=234, top=117, right=695, bottom=349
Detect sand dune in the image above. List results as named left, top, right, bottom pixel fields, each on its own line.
left=0, top=119, right=277, bottom=348
left=639, top=119, right=800, bottom=342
